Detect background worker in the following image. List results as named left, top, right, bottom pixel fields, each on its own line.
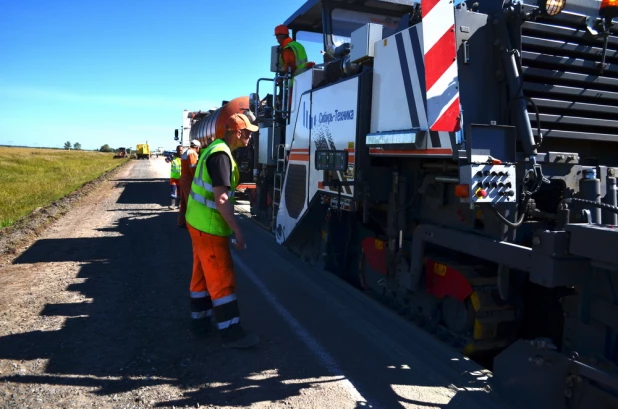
left=275, top=24, right=309, bottom=77
left=178, top=139, right=201, bottom=228
left=168, top=145, right=183, bottom=209
left=274, top=24, right=313, bottom=113
left=185, top=113, right=259, bottom=349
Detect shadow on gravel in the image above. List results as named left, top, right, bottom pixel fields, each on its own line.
left=115, top=179, right=170, bottom=207
left=113, top=178, right=168, bottom=183
left=0, top=177, right=373, bottom=408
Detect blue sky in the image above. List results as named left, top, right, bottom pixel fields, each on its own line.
left=0, top=0, right=323, bottom=151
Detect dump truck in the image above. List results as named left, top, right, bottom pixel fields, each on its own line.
left=136, top=144, right=150, bottom=160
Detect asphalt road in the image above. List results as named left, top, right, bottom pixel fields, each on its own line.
left=0, top=158, right=518, bottom=409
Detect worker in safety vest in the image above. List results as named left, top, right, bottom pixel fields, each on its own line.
left=185, top=113, right=259, bottom=349
left=178, top=139, right=201, bottom=228
left=274, top=24, right=313, bottom=112
left=275, top=24, right=309, bottom=77
left=168, top=145, right=183, bottom=209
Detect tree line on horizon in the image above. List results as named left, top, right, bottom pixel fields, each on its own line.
left=63, top=142, right=123, bottom=153
left=64, top=141, right=82, bottom=150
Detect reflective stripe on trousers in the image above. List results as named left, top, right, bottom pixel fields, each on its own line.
left=212, top=293, right=240, bottom=330
left=190, top=290, right=213, bottom=319
left=188, top=224, right=241, bottom=331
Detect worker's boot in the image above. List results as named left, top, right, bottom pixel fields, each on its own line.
left=170, top=197, right=175, bottom=209
left=220, top=324, right=259, bottom=349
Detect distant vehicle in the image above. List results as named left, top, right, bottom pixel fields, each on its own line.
left=113, top=147, right=127, bottom=159
left=136, top=144, right=150, bottom=160
left=146, top=147, right=164, bottom=158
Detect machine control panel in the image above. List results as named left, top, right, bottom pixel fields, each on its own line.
left=459, top=164, right=517, bottom=203
left=320, top=194, right=354, bottom=211
left=315, top=150, right=348, bottom=172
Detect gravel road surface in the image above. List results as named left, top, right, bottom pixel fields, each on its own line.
left=0, top=158, right=518, bottom=409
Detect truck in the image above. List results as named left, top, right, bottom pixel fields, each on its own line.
left=174, top=110, right=199, bottom=149
left=186, top=1, right=618, bottom=407
left=179, top=99, right=258, bottom=188
left=136, top=143, right=150, bottom=160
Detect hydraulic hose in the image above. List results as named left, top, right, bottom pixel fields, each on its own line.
left=561, top=198, right=618, bottom=215
left=490, top=194, right=531, bottom=228
left=492, top=197, right=618, bottom=229
left=491, top=159, right=548, bottom=229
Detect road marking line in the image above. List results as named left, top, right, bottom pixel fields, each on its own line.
left=233, top=255, right=376, bottom=407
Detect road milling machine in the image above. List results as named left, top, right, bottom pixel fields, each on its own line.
left=187, top=0, right=618, bottom=407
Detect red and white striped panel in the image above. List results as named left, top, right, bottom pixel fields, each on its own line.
left=422, top=0, right=461, bottom=132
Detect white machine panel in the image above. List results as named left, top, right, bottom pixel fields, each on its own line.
left=368, top=23, right=453, bottom=155
left=270, top=46, right=280, bottom=73
left=370, top=23, right=428, bottom=133
left=350, top=23, right=383, bottom=63
left=258, top=126, right=282, bottom=165
left=275, top=76, right=359, bottom=245
left=459, top=164, right=518, bottom=204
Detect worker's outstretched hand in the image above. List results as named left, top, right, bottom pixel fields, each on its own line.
left=233, top=231, right=247, bottom=250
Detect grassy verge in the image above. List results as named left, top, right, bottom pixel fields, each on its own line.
left=0, top=147, right=129, bottom=228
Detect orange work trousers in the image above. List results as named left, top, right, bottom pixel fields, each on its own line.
left=177, top=179, right=191, bottom=226
left=187, top=224, right=240, bottom=330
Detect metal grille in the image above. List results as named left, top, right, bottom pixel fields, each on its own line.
left=520, top=10, right=618, bottom=142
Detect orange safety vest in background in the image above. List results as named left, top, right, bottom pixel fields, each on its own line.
left=181, top=147, right=199, bottom=183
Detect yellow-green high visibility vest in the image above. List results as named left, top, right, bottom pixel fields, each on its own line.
left=185, top=139, right=239, bottom=237
left=279, top=40, right=309, bottom=76
left=170, top=157, right=181, bottom=179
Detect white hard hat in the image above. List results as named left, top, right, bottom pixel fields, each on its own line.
left=190, top=139, right=201, bottom=147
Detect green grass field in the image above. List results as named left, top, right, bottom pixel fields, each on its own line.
left=0, top=147, right=129, bottom=228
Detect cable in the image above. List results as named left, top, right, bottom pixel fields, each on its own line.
left=490, top=194, right=531, bottom=228
left=561, top=197, right=618, bottom=214
left=491, top=154, right=550, bottom=228
left=492, top=193, right=618, bottom=229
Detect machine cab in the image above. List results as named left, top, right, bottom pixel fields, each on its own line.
left=279, top=0, right=419, bottom=66
left=256, top=0, right=421, bottom=127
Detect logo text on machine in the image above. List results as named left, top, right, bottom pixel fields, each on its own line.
left=303, top=101, right=355, bottom=130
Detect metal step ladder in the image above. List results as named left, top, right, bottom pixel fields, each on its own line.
left=271, top=144, right=287, bottom=230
